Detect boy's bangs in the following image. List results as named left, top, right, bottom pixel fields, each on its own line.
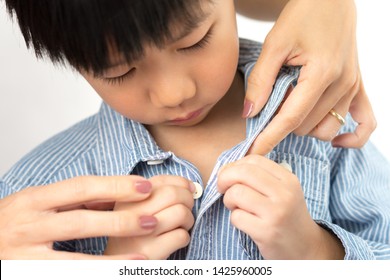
left=6, top=0, right=211, bottom=74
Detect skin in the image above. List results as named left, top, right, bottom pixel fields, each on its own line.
left=92, top=0, right=242, bottom=258
left=1, top=0, right=363, bottom=259
left=218, top=155, right=344, bottom=259
left=105, top=176, right=195, bottom=259
left=235, top=0, right=376, bottom=155
left=85, top=0, right=344, bottom=259
left=0, top=176, right=154, bottom=259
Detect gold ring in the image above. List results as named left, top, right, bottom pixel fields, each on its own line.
left=329, top=109, right=345, bottom=126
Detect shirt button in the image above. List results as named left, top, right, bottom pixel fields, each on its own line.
left=192, top=182, right=203, bottom=199
left=146, top=160, right=164, bottom=166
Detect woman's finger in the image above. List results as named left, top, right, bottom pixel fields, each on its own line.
left=243, top=33, right=289, bottom=118
left=26, top=209, right=157, bottom=243
left=43, top=251, right=146, bottom=260
left=248, top=65, right=329, bottom=155
left=30, top=175, right=152, bottom=211
left=332, top=80, right=376, bottom=148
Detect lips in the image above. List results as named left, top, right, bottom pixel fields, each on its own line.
left=170, top=108, right=203, bottom=124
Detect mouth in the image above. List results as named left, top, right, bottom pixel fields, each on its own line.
left=169, top=108, right=204, bottom=125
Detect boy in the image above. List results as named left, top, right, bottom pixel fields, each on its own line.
left=1, top=0, right=390, bottom=259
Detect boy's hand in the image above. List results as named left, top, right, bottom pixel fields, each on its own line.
left=217, top=155, right=344, bottom=259
left=105, top=175, right=195, bottom=259
left=0, top=176, right=154, bottom=260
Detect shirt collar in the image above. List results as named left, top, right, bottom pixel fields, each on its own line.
left=96, top=44, right=300, bottom=176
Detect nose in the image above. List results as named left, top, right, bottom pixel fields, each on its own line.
left=148, top=73, right=195, bottom=108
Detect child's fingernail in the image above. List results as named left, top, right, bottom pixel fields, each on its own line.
left=135, top=180, right=152, bottom=193
left=139, top=216, right=157, bottom=230
left=189, top=181, right=196, bottom=193
left=242, top=99, right=254, bottom=118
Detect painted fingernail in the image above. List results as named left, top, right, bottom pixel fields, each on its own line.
left=135, top=180, right=152, bottom=194
left=139, top=216, right=158, bottom=230
left=242, top=99, right=254, bottom=118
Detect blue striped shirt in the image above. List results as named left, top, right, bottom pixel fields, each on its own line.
left=1, top=39, right=390, bottom=259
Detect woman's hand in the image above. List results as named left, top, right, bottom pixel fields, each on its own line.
left=0, top=176, right=154, bottom=259
left=241, top=0, right=376, bottom=155
left=105, top=175, right=195, bottom=260
left=218, top=155, right=345, bottom=259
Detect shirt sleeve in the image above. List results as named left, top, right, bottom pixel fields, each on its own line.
left=319, top=141, right=390, bottom=259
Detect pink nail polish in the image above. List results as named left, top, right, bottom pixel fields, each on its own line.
left=135, top=180, right=152, bottom=193
left=139, top=216, right=157, bottom=230
left=242, top=99, right=254, bottom=118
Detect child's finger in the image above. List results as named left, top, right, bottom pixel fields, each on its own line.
left=223, top=183, right=269, bottom=217
left=153, top=204, right=195, bottom=234
left=229, top=209, right=264, bottom=243
left=144, top=229, right=191, bottom=260
left=218, top=162, right=281, bottom=196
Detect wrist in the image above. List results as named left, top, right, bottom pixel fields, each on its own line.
left=312, top=225, right=345, bottom=260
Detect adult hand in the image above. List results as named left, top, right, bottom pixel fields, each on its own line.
left=105, top=175, right=195, bottom=260
left=243, top=0, right=376, bottom=155
left=0, top=176, right=154, bottom=259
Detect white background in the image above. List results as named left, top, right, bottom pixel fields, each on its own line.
left=0, top=1, right=389, bottom=176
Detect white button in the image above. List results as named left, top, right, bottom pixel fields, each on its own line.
left=147, top=160, right=164, bottom=166
left=192, top=182, right=203, bottom=199
left=278, top=160, right=292, bottom=172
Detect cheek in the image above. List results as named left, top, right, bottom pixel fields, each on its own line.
left=197, top=40, right=239, bottom=98
left=82, top=78, right=147, bottom=120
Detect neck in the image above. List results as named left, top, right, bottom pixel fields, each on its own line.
left=146, top=71, right=246, bottom=184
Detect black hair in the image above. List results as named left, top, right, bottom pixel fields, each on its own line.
left=5, top=0, right=212, bottom=75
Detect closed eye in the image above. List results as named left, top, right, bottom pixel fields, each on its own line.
left=180, top=27, right=213, bottom=52
left=102, top=68, right=136, bottom=85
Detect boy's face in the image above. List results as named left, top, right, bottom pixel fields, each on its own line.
left=81, top=0, right=239, bottom=127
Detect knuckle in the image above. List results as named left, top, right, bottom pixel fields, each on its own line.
left=175, top=205, right=189, bottom=220
left=12, top=188, right=32, bottom=209
left=68, top=176, right=93, bottom=200
left=367, top=117, right=378, bottom=132
left=293, top=127, right=309, bottom=137
left=284, top=113, right=305, bottom=130
left=263, top=31, right=283, bottom=52
left=340, top=73, right=359, bottom=96
left=319, top=60, right=342, bottom=82
left=247, top=71, right=267, bottom=88
left=4, top=224, right=28, bottom=248
left=311, top=127, right=337, bottom=142
left=230, top=185, right=245, bottom=198
left=112, top=213, right=132, bottom=234
left=174, top=229, right=191, bottom=247
left=61, top=213, right=84, bottom=236
left=177, top=207, right=195, bottom=230
left=230, top=209, right=244, bottom=226
left=159, top=185, right=181, bottom=205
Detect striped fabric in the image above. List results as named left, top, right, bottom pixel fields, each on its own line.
left=1, top=39, right=390, bottom=259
